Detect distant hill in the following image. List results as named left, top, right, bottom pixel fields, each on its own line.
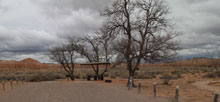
left=20, top=58, right=41, bottom=64
left=139, top=57, right=220, bottom=68
left=0, top=58, right=61, bottom=72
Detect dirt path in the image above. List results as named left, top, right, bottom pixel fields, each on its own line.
left=0, top=81, right=170, bottom=102
left=193, top=81, right=220, bottom=92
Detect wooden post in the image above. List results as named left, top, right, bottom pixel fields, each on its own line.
left=128, top=78, right=132, bottom=90
left=214, top=91, right=218, bottom=102
left=130, top=76, right=133, bottom=88
left=2, top=81, right=5, bottom=91
left=108, top=70, right=112, bottom=79
left=138, top=81, right=141, bottom=94
left=80, top=68, right=82, bottom=80
left=16, top=78, right=19, bottom=86
left=154, top=82, right=157, bottom=97
left=175, top=86, right=179, bottom=102
left=10, top=80, right=13, bottom=88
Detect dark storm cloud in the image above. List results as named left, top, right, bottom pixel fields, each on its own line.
left=0, top=26, right=60, bottom=54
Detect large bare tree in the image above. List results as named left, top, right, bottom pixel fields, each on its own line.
left=102, top=0, right=179, bottom=86
left=49, top=40, right=78, bottom=80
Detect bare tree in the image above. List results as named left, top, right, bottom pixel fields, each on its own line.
left=49, top=41, right=78, bottom=80
left=80, top=35, right=103, bottom=79
left=102, top=0, right=179, bottom=86
left=96, top=25, right=123, bottom=76
left=70, top=25, right=122, bottom=79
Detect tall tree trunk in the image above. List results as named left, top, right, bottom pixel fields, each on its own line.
left=69, top=71, right=75, bottom=81
left=95, top=72, right=100, bottom=80
left=127, top=64, right=135, bottom=87
left=127, top=71, right=135, bottom=87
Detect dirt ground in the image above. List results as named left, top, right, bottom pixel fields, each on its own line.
left=109, top=73, right=220, bottom=102
left=0, top=81, right=26, bottom=95
left=0, top=80, right=170, bottom=102
left=0, top=73, right=220, bottom=102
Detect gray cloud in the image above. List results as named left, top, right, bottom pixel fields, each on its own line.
left=0, top=26, right=60, bottom=53
left=32, top=0, right=109, bottom=14
left=167, top=0, right=220, bottom=57
left=31, top=0, right=108, bottom=38
left=0, top=0, right=9, bottom=13
left=0, top=0, right=220, bottom=62
left=184, top=0, right=207, bottom=4
left=0, top=0, right=109, bottom=62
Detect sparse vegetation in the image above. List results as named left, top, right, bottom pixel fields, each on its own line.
left=0, top=70, right=66, bottom=82
left=203, top=71, right=220, bottom=78
left=159, top=73, right=181, bottom=85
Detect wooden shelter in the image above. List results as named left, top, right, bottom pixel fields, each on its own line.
left=79, top=62, right=111, bottom=80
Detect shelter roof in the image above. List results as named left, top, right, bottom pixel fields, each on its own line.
left=79, top=62, right=110, bottom=65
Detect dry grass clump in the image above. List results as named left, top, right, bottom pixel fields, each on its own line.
left=159, top=73, right=181, bottom=85
left=0, top=70, right=66, bottom=82
left=202, top=71, right=220, bottom=78
left=25, top=71, right=66, bottom=82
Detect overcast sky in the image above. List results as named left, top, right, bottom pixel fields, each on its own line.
left=0, top=0, right=220, bottom=62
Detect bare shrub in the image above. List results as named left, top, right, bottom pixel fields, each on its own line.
left=0, top=70, right=66, bottom=82
left=160, top=74, right=180, bottom=85
left=135, top=73, right=156, bottom=79
left=203, top=71, right=220, bottom=78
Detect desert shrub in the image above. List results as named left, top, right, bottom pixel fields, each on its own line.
left=110, top=68, right=129, bottom=79
left=135, top=73, right=156, bottom=79
left=160, top=74, right=181, bottom=80
left=0, top=70, right=66, bottom=82
left=171, top=71, right=182, bottom=75
left=0, top=73, right=16, bottom=81
left=163, top=79, right=170, bottom=85
left=203, top=71, right=220, bottom=78
left=160, top=74, right=181, bottom=85
left=25, top=71, right=65, bottom=82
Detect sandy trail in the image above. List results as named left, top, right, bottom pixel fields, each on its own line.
left=0, top=81, right=170, bottom=102
left=193, top=81, right=220, bottom=92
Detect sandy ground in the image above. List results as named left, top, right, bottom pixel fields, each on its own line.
left=1, top=73, right=220, bottom=102
left=0, top=81, right=26, bottom=95
left=110, top=73, right=220, bottom=102
left=0, top=80, right=170, bottom=102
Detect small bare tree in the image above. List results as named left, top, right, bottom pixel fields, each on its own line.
left=96, top=25, right=123, bottom=75
left=49, top=41, right=78, bottom=80
left=102, top=0, right=179, bottom=86
left=76, top=35, right=103, bottom=79
left=205, top=44, right=220, bottom=71
left=70, top=25, right=121, bottom=79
